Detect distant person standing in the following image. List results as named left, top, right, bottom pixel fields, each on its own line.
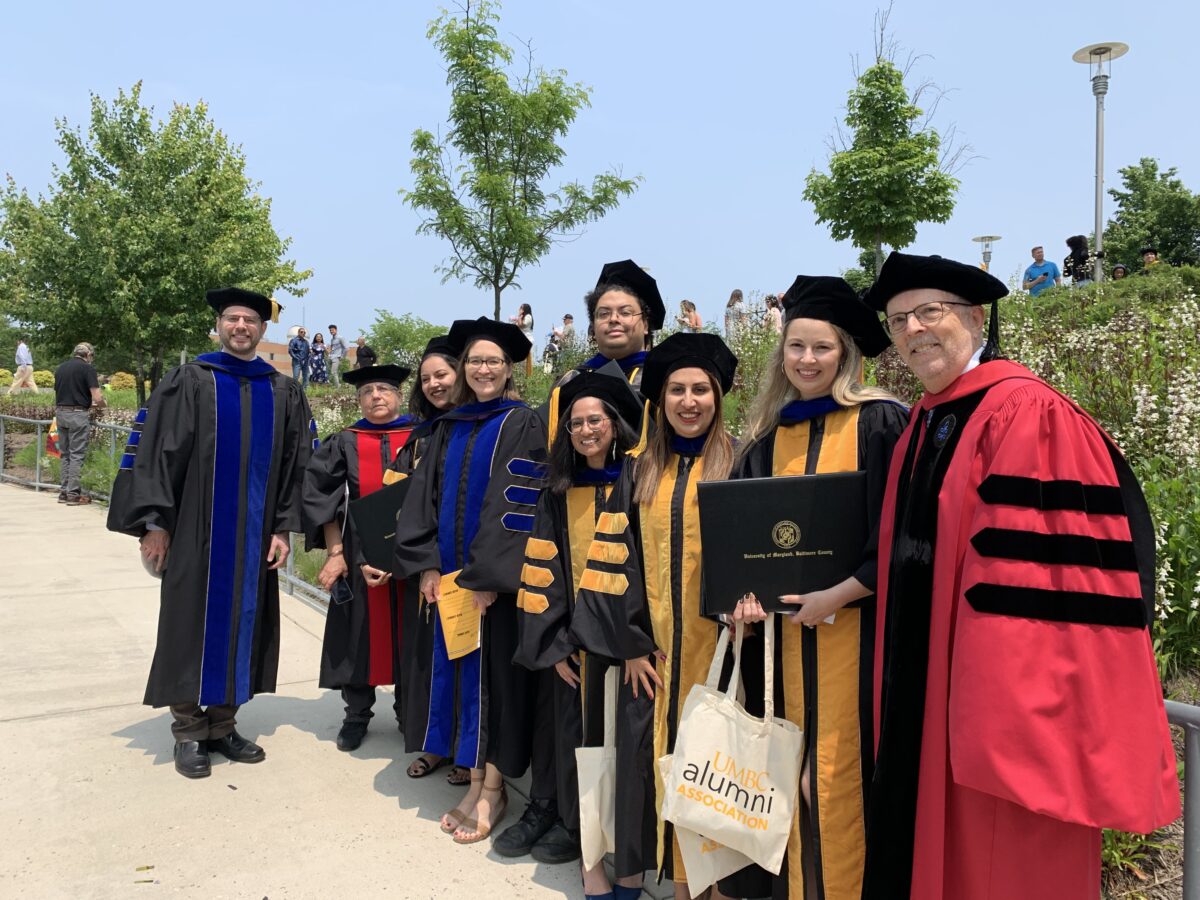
left=511, top=303, right=536, bottom=376
left=354, top=336, right=377, bottom=369
left=1140, top=245, right=1162, bottom=272
left=1022, top=246, right=1061, bottom=296
left=1112, top=263, right=1129, bottom=280
left=288, top=327, right=311, bottom=389
left=327, top=324, right=348, bottom=386
left=724, top=288, right=747, bottom=339
left=1063, top=235, right=1092, bottom=286
left=764, top=293, right=784, bottom=334
left=559, top=313, right=575, bottom=348
left=9, top=337, right=37, bottom=395
left=676, top=299, right=701, bottom=332
left=309, top=333, right=328, bottom=384
left=54, top=342, right=104, bottom=505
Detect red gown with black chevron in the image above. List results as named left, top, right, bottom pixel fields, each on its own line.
left=864, top=359, right=1180, bottom=900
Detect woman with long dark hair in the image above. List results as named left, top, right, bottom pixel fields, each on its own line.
left=571, top=332, right=738, bottom=897
left=392, top=335, right=468, bottom=784
left=730, top=275, right=907, bottom=900
left=514, top=364, right=649, bottom=898
left=394, top=317, right=547, bottom=845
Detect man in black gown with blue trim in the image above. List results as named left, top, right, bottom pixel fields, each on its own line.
left=108, top=287, right=313, bottom=779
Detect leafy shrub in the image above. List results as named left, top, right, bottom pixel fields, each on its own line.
left=32, top=369, right=54, bottom=387
left=1001, top=266, right=1200, bottom=678
left=109, top=371, right=136, bottom=390
left=0, top=368, right=12, bottom=383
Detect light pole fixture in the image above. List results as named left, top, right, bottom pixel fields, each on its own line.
left=1072, top=41, right=1129, bottom=283
left=971, top=235, right=1002, bottom=273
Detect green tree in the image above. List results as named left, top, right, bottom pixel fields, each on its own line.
left=1104, top=158, right=1200, bottom=272
left=365, top=311, right=447, bottom=370
left=841, top=248, right=879, bottom=293
left=0, top=83, right=310, bottom=405
left=400, top=0, right=640, bottom=321
left=803, top=18, right=960, bottom=276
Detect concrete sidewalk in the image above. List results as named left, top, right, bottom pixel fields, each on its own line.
left=0, top=483, right=602, bottom=898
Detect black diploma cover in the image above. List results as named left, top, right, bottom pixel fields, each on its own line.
left=698, top=472, right=867, bottom=614
left=348, top=479, right=411, bottom=571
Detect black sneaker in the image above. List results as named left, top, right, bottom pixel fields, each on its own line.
left=492, top=799, right=557, bottom=857
left=336, top=720, right=368, bottom=751
left=530, top=821, right=581, bottom=864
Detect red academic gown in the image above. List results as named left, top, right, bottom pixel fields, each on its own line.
left=865, top=359, right=1179, bottom=900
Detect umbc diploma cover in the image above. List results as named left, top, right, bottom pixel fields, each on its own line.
left=697, top=472, right=866, bottom=614
left=348, top=479, right=411, bottom=571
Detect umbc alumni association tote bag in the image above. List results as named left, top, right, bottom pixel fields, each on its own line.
left=576, top=666, right=620, bottom=870
left=660, top=621, right=803, bottom=874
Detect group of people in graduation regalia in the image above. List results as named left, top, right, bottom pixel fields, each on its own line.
left=108, top=251, right=1179, bottom=900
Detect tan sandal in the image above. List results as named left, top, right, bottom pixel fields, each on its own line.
left=440, top=772, right=483, bottom=834
left=452, top=783, right=508, bottom=844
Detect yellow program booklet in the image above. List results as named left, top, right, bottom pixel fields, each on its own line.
left=437, top=570, right=482, bottom=660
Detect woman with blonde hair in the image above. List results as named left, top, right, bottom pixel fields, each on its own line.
left=729, top=275, right=907, bottom=900
left=570, top=332, right=738, bottom=897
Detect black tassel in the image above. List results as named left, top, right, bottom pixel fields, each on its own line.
left=980, top=302, right=1003, bottom=362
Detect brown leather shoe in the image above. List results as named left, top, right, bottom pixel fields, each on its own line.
left=65, top=495, right=92, bottom=505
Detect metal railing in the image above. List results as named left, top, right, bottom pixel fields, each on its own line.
left=0, top=413, right=132, bottom=501
left=280, top=534, right=332, bottom=613
left=1167, top=699, right=1200, bottom=899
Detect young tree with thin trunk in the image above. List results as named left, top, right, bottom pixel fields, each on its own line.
left=400, top=0, right=640, bottom=321
left=803, top=7, right=963, bottom=276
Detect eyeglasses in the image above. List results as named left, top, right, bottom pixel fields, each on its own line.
left=466, top=356, right=507, bottom=370
left=594, top=307, right=644, bottom=324
left=357, top=384, right=399, bottom=398
left=219, top=314, right=263, bottom=326
left=884, top=301, right=973, bottom=335
left=565, top=414, right=610, bottom=434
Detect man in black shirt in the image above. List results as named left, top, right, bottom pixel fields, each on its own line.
left=53, top=342, right=104, bottom=505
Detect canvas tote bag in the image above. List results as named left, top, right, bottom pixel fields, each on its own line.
left=660, top=620, right=803, bottom=874
left=576, top=665, right=620, bottom=869
left=658, top=754, right=756, bottom=896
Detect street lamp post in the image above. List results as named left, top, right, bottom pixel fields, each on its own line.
left=971, top=235, right=1002, bottom=273
left=1072, top=41, right=1129, bottom=284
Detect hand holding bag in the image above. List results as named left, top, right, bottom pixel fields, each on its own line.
left=660, top=620, right=803, bottom=874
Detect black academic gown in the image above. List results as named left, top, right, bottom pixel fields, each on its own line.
left=569, top=442, right=718, bottom=882
left=393, top=399, right=548, bottom=773
left=388, top=420, right=445, bottom=754
left=302, top=418, right=416, bottom=694
left=727, top=398, right=907, bottom=900
left=514, top=463, right=629, bottom=845
left=107, top=352, right=312, bottom=708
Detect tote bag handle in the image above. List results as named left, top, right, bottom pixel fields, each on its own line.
left=703, top=620, right=745, bottom=700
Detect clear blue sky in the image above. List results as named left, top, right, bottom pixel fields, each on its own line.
left=3, top=1, right=1197, bottom=340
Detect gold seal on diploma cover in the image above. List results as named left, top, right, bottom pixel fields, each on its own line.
left=772, top=520, right=800, bottom=549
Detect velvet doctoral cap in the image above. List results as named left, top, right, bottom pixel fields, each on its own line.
left=206, top=287, right=276, bottom=322
left=421, top=334, right=458, bottom=360
left=781, top=275, right=891, bottom=358
left=556, top=360, right=645, bottom=434
left=640, top=332, right=738, bottom=403
left=447, top=316, right=532, bottom=362
left=862, top=252, right=1009, bottom=311
left=343, top=364, right=412, bottom=388
left=595, top=260, right=666, bottom=330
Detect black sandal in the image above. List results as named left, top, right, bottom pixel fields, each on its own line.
left=446, top=765, right=471, bottom=786
left=406, top=754, right=449, bottom=778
